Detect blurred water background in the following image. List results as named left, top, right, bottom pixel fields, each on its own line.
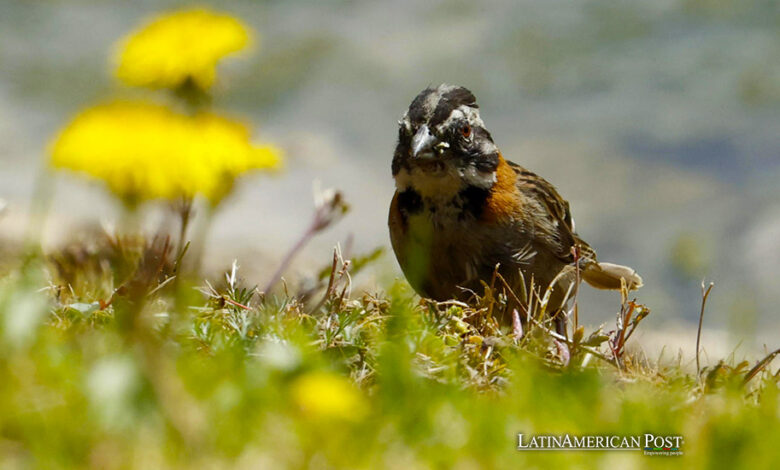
left=1, top=0, right=778, bottom=353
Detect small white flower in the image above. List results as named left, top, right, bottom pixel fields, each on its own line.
left=311, top=180, right=349, bottom=231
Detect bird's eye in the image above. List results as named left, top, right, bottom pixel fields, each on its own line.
left=460, top=123, right=472, bottom=138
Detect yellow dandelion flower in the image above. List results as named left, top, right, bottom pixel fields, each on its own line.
left=115, top=8, right=252, bottom=90
left=49, top=101, right=281, bottom=206
left=290, top=372, right=367, bottom=422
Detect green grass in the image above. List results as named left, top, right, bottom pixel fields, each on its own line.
left=1, top=232, right=779, bottom=470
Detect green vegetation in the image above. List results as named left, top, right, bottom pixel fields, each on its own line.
left=1, top=229, right=778, bottom=469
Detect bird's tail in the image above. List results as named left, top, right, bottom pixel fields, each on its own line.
left=582, top=262, right=643, bottom=291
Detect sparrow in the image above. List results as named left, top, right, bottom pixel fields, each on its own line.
left=388, top=84, right=642, bottom=329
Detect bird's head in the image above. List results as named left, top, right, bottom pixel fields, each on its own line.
left=392, top=85, right=500, bottom=199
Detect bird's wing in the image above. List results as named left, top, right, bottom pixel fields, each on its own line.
left=507, top=161, right=596, bottom=264
left=388, top=191, right=407, bottom=263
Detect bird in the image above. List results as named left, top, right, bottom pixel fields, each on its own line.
left=388, top=84, right=642, bottom=332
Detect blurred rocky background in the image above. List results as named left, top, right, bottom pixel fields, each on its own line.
left=1, top=0, right=778, bottom=353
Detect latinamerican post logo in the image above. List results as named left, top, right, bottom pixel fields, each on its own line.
left=516, top=433, right=683, bottom=456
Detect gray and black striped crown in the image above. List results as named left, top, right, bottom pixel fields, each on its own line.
left=405, top=84, right=479, bottom=128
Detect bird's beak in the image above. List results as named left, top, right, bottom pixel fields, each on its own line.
left=411, top=125, right=438, bottom=159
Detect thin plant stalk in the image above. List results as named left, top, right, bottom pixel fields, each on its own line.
left=571, top=244, right=581, bottom=334
left=263, top=220, right=317, bottom=294
left=696, top=281, right=715, bottom=377
left=263, top=185, right=348, bottom=294
left=174, top=197, right=194, bottom=260
left=187, top=202, right=214, bottom=274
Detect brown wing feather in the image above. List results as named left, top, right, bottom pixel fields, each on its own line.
left=388, top=191, right=407, bottom=265
left=506, top=160, right=596, bottom=264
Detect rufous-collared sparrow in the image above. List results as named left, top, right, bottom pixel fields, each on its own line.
left=389, top=85, right=642, bottom=330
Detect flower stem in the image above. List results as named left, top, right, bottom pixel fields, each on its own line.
left=262, top=221, right=316, bottom=294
